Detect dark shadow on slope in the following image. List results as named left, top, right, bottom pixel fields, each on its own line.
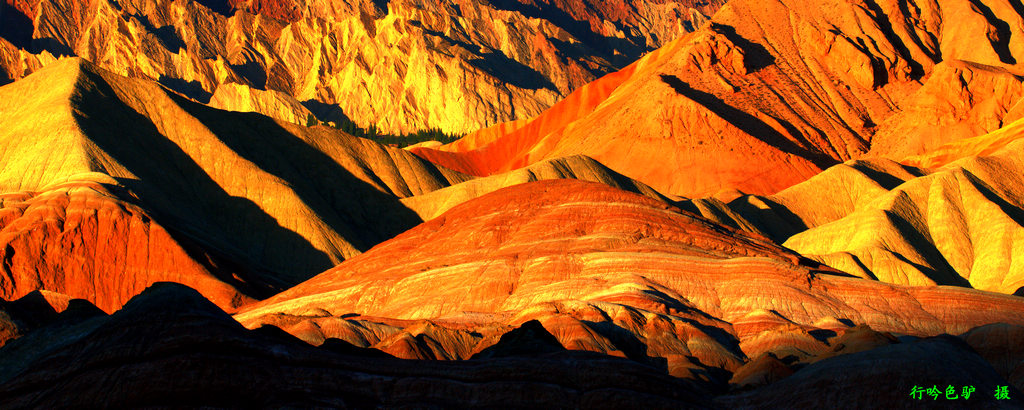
left=0, top=292, right=62, bottom=340
left=716, top=335, right=1023, bottom=408
left=582, top=320, right=654, bottom=362
left=1009, top=0, right=1024, bottom=21
left=861, top=0, right=926, bottom=79
left=231, top=60, right=268, bottom=90
left=963, top=170, right=1024, bottom=229
left=471, top=320, right=566, bottom=359
left=726, top=196, right=809, bottom=243
left=549, top=38, right=611, bottom=78
left=320, top=337, right=394, bottom=359
left=632, top=288, right=748, bottom=365
left=30, top=37, right=74, bottom=57
left=807, top=329, right=838, bottom=344
left=371, top=0, right=390, bottom=14
left=849, top=162, right=912, bottom=190
left=158, top=75, right=212, bottom=103
left=839, top=252, right=880, bottom=281
left=562, top=155, right=675, bottom=203
left=0, top=3, right=33, bottom=50
left=98, top=183, right=279, bottom=298
left=0, top=297, right=107, bottom=384
left=469, top=52, right=559, bottom=92
left=72, top=68, right=328, bottom=290
left=193, top=0, right=236, bottom=17
left=659, top=74, right=838, bottom=171
left=130, top=13, right=187, bottom=52
left=420, top=27, right=557, bottom=92
left=484, top=0, right=646, bottom=66
left=301, top=99, right=352, bottom=125
left=0, top=283, right=713, bottom=408
left=883, top=210, right=972, bottom=288
left=709, top=24, right=775, bottom=72
left=967, top=0, right=1018, bottom=64
left=897, top=1, right=943, bottom=63
left=165, top=89, right=425, bottom=264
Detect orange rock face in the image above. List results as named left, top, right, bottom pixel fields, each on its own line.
left=0, top=179, right=255, bottom=313
left=238, top=179, right=1024, bottom=382
left=414, top=0, right=1024, bottom=197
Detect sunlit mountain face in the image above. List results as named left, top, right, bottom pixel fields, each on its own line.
left=1, top=0, right=1024, bottom=408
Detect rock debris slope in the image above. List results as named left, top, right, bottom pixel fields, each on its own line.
left=0, top=57, right=472, bottom=311
left=413, top=0, right=1024, bottom=197
left=0, top=0, right=724, bottom=134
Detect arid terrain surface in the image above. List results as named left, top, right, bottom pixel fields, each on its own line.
left=2, top=0, right=1024, bottom=408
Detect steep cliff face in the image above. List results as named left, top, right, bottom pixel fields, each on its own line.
left=413, top=0, right=1024, bottom=197
left=0, top=0, right=723, bottom=134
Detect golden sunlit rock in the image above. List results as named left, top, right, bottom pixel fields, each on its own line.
left=2, top=0, right=1024, bottom=407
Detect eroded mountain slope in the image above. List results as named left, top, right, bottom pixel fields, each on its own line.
left=0, top=0, right=723, bottom=134
left=0, top=57, right=473, bottom=310
left=691, top=118, right=1024, bottom=296
left=413, top=0, right=1024, bottom=197
left=237, top=179, right=1024, bottom=386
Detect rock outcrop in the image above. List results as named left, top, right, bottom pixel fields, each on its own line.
left=0, top=178, right=256, bottom=312
left=413, top=0, right=1024, bottom=197
left=0, top=0, right=723, bottom=134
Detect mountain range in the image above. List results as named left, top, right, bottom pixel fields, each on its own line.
left=2, top=0, right=1024, bottom=407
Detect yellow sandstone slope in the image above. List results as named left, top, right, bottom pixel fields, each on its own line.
left=0, top=57, right=470, bottom=296
left=708, top=120, right=1024, bottom=295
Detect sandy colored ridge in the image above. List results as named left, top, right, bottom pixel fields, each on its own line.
left=687, top=115, right=1024, bottom=295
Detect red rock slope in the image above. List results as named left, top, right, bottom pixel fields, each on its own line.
left=237, top=179, right=1024, bottom=381
left=0, top=178, right=256, bottom=313
left=413, top=0, right=1024, bottom=197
